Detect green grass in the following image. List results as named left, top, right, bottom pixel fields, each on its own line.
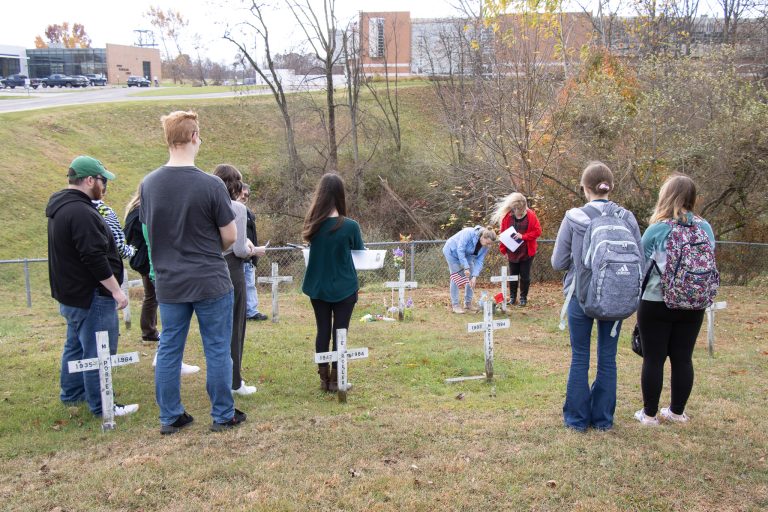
left=128, top=85, right=264, bottom=97
left=0, top=281, right=765, bottom=510
left=0, top=95, right=32, bottom=100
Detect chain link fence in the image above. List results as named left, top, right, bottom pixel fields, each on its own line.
left=263, top=240, right=768, bottom=291
left=2, top=240, right=767, bottom=307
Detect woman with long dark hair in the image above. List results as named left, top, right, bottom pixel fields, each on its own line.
left=213, top=164, right=263, bottom=396
left=302, top=173, right=365, bottom=392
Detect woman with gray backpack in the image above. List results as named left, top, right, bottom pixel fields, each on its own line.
left=634, top=175, right=718, bottom=426
left=552, top=162, right=644, bottom=431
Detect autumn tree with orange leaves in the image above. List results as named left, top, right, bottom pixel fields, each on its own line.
left=34, top=23, right=92, bottom=49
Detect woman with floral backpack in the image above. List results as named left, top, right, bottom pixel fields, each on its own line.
left=634, top=175, right=718, bottom=426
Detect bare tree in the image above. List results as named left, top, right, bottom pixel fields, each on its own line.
left=223, top=1, right=305, bottom=188
left=342, top=24, right=364, bottom=194
left=364, top=12, right=405, bottom=152
left=287, top=0, right=341, bottom=171
left=146, top=7, right=188, bottom=83
left=717, top=0, right=757, bottom=44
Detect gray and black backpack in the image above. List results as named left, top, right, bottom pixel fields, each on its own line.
left=559, top=202, right=644, bottom=335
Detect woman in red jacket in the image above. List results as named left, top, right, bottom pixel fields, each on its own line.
left=491, top=192, right=542, bottom=306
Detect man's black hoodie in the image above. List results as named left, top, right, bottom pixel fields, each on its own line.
left=46, top=189, right=123, bottom=309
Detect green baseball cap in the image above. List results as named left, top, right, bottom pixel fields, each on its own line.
left=68, top=155, right=116, bottom=180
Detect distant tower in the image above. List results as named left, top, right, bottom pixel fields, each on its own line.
left=133, top=29, right=158, bottom=48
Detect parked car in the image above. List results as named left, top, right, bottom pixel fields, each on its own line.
left=1, top=74, right=41, bottom=89
left=126, top=76, right=151, bottom=87
left=72, top=75, right=90, bottom=87
left=41, top=74, right=89, bottom=88
left=85, top=74, right=107, bottom=86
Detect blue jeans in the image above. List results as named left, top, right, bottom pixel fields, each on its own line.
left=563, top=298, right=620, bottom=431
left=243, top=262, right=260, bottom=317
left=156, top=291, right=235, bottom=426
left=59, top=293, right=119, bottom=416
left=443, top=248, right=476, bottom=307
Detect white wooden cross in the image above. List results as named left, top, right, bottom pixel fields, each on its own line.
left=706, top=301, right=727, bottom=357
left=314, top=328, right=368, bottom=403
left=445, top=299, right=509, bottom=383
left=384, top=269, right=418, bottom=320
left=67, top=331, right=140, bottom=431
left=120, top=267, right=143, bottom=329
left=490, top=266, right=519, bottom=313
left=257, top=262, right=293, bottom=323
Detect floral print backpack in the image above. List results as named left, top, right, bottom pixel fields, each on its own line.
left=660, top=219, right=720, bottom=310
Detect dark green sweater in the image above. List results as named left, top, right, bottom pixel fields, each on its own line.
left=302, top=217, right=365, bottom=302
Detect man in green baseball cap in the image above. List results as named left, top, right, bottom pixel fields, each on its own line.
left=46, top=155, right=139, bottom=419
left=69, top=155, right=115, bottom=180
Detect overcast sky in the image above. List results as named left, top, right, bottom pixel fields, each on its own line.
left=4, top=0, right=469, bottom=63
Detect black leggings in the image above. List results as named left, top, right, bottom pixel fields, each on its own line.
left=508, top=256, right=534, bottom=299
left=637, top=300, right=705, bottom=416
left=310, top=292, right=358, bottom=367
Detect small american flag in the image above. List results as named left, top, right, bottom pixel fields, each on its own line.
left=450, top=271, right=470, bottom=288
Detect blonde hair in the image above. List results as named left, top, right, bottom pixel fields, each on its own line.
left=124, top=183, right=142, bottom=221
left=161, top=110, right=199, bottom=148
left=480, top=226, right=497, bottom=242
left=649, top=174, right=697, bottom=224
left=581, top=161, right=613, bottom=195
left=490, top=192, right=528, bottom=224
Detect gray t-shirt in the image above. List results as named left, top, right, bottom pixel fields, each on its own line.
left=140, top=165, right=235, bottom=303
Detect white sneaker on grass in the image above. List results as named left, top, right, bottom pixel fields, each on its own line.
left=114, top=403, right=139, bottom=416
left=634, top=408, right=660, bottom=426
left=232, top=380, right=257, bottom=396
left=181, top=362, right=201, bottom=375
left=152, top=352, right=200, bottom=375
left=660, top=407, right=689, bottom=423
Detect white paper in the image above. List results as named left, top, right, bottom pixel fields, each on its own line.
left=302, top=249, right=386, bottom=270
left=499, top=226, right=522, bottom=252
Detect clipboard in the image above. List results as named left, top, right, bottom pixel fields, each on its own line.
left=499, top=226, right=522, bottom=252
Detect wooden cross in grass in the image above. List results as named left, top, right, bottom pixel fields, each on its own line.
left=314, top=329, right=368, bottom=403
left=384, top=269, right=417, bottom=320
left=490, top=266, right=519, bottom=313
left=706, top=301, right=727, bottom=357
left=67, top=331, right=139, bottom=431
left=257, top=262, right=293, bottom=323
left=446, top=300, right=509, bottom=383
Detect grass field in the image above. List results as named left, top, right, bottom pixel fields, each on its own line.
left=128, top=85, right=267, bottom=97
left=0, top=276, right=765, bottom=511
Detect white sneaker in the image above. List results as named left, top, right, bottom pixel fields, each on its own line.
left=153, top=353, right=200, bottom=375
left=181, top=362, right=201, bottom=375
left=114, top=403, right=139, bottom=416
left=232, top=380, right=257, bottom=396
left=660, top=407, right=689, bottom=423
left=634, top=408, right=660, bottom=426
left=452, top=306, right=465, bottom=314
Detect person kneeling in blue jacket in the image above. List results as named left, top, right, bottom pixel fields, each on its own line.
left=442, top=226, right=497, bottom=314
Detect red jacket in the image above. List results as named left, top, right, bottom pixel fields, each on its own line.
left=499, top=208, right=542, bottom=258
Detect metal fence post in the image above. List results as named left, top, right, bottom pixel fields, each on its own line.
left=23, top=258, right=32, bottom=308
left=410, top=241, right=416, bottom=282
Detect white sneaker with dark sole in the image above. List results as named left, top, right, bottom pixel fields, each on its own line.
left=634, top=408, right=660, bottom=426
left=660, top=407, right=689, bottom=423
